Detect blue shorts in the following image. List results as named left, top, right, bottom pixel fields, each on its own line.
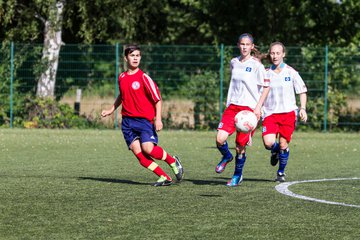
left=121, top=117, right=158, bottom=148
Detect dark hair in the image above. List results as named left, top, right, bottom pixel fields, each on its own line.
left=237, top=33, right=268, bottom=62
left=124, top=44, right=141, bottom=56
left=238, top=33, right=254, bottom=43
left=237, top=33, right=260, bottom=57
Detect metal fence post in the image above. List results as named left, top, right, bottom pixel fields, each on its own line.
left=323, top=45, right=329, bottom=132
left=219, top=43, right=224, bottom=120
left=10, top=42, right=14, bottom=128
left=114, top=43, right=120, bottom=129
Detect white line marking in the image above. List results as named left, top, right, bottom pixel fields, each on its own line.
left=275, top=177, right=360, bottom=208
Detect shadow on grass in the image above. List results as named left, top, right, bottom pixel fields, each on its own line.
left=78, top=177, right=149, bottom=185
left=199, top=194, right=223, bottom=197
left=245, top=178, right=274, bottom=182
left=184, top=177, right=273, bottom=186
left=184, top=178, right=225, bottom=186
left=205, top=146, right=236, bottom=150
left=213, top=177, right=274, bottom=182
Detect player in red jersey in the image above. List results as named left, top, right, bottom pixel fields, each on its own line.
left=101, top=45, right=184, bottom=186
left=262, top=42, right=308, bottom=182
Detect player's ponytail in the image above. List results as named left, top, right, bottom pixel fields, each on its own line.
left=252, top=45, right=268, bottom=61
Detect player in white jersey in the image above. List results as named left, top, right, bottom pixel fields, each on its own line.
left=262, top=42, right=308, bottom=182
left=215, top=33, right=270, bottom=187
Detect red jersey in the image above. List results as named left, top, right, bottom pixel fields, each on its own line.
left=118, top=69, right=161, bottom=122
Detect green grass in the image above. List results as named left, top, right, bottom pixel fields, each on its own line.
left=0, top=129, right=359, bottom=240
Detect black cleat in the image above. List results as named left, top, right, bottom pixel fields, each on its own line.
left=270, top=151, right=279, bottom=166
left=173, top=156, right=184, bottom=182
left=153, top=176, right=172, bottom=187
left=275, top=172, right=286, bottom=182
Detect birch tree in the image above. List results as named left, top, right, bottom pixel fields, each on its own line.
left=35, top=0, right=65, bottom=98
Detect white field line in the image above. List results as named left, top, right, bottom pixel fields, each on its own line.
left=275, top=178, right=360, bottom=208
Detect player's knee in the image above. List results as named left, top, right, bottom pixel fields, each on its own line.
left=235, top=144, right=245, bottom=154
left=279, top=142, right=289, bottom=150
left=263, top=140, right=273, bottom=150
left=216, top=136, right=227, bottom=146
left=141, top=144, right=154, bottom=155
left=216, top=130, right=229, bottom=146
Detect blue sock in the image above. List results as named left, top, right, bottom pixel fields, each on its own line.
left=234, top=153, right=246, bottom=177
left=271, top=142, right=280, bottom=154
left=278, top=148, right=290, bottom=173
left=217, top=141, right=232, bottom=159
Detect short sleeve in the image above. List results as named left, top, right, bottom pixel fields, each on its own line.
left=293, top=70, right=307, bottom=94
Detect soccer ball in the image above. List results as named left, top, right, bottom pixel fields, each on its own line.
left=234, top=110, right=258, bottom=133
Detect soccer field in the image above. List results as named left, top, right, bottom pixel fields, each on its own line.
left=0, top=129, right=359, bottom=239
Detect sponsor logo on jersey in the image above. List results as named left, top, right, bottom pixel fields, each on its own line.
left=246, top=67, right=252, bottom=72
left=285, top=77, right=291, bottom=81
left=132, top=81, right=140, bottom=90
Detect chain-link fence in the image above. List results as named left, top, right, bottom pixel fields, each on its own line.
left=1, top=43, right=359, bottom=131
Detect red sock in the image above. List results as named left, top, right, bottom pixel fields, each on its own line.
left=135, top=152, right=171, bottom=180
left=149, top=146, right=175, bottom=165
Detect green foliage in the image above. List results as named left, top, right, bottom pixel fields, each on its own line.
left=306, top=87, right=348, bottom=131
left=297, top=45, right=359, bottom=130
left=179, top=71, right=220, bottom=130
left=328, top=43, right=360, bottom=94
left=55, top=44, right=117, bottom=100
left=338, top=110, right=360, bottom=132
left=2, top=1, right=360, bottom=131
left=0, top=43, right=50, bottom=126
left=305, top=97, right=325, bottom=130
left=0, top=105, right=9, bottom=127
left=141, top=45, right=221, bottom=100
left=1, top=0, right=360, bottom=45
left=0, top=44, right=11, bottom=125
left=260, top=0, right=360, bottom=46
left=327, top=87, right=348, bottom=130
left=17, top=97, right=103, bottom=129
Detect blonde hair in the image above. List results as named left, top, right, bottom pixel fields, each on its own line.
left=252, top=46, right=268, bottom=61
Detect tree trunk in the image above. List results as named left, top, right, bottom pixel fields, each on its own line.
left=36, top=1, right=65, bottom=98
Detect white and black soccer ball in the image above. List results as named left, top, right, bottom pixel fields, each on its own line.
left=234, top=110, right=258, bottom=133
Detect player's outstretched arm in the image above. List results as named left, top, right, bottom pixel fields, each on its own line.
left=101, top=94, right=121, bottom=118
left=101, top=108, right=114, bottom=118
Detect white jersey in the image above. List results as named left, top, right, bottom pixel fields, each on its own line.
left=263, top=64, right=307, bottom=118
left=226, top=56, right=268, bottom=109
